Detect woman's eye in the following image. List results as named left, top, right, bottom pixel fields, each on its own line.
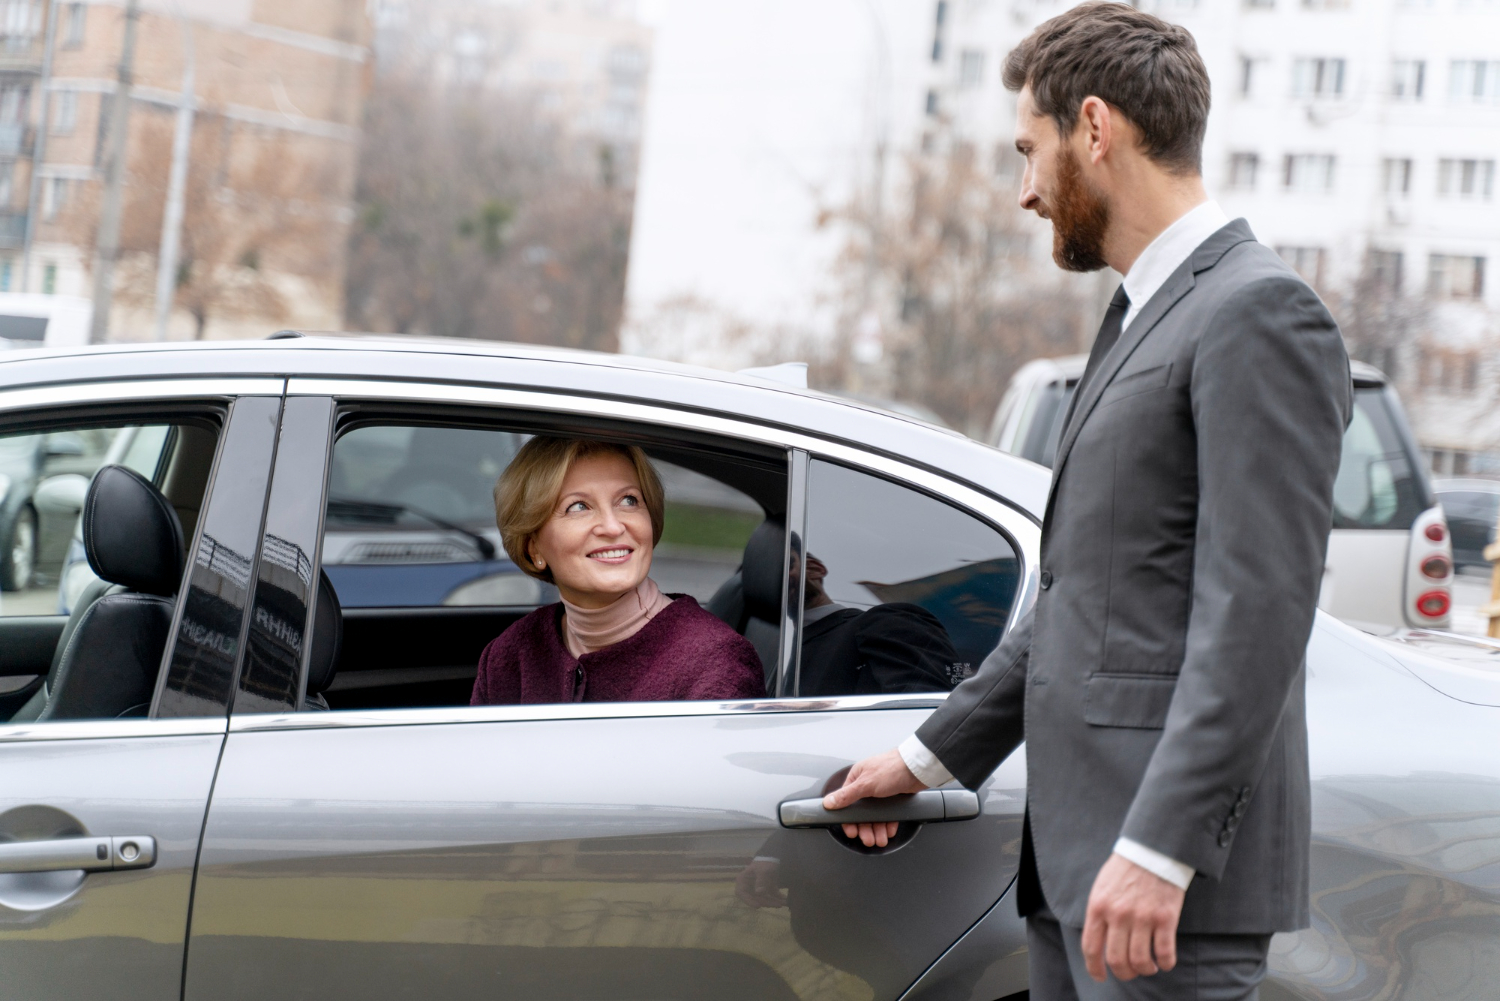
left=565, top=501, right=588, bottom=514
left=620, top=495, right=639, bottom=507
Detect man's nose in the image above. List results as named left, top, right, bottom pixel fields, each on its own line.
left=1018, top=176, right=1039, bottom=211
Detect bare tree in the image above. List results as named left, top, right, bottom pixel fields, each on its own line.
left=64, top=107, right=345, bottom=339
left=816, top=142, right=1090, bottom=434
left=344, top=71, right=632, bottom=351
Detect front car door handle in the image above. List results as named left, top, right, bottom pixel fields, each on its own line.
left=779, top=789, right=980, bottom=828
left=0, top=835, right=157, bottom=874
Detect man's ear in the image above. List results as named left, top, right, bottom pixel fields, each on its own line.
left=1077, top=95, right=1113, bottom=166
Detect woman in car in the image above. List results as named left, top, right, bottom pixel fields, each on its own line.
left=470, top=436, right=766, bottom=705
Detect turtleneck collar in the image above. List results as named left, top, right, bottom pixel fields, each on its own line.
left=560, top=577, right=674, bottom=657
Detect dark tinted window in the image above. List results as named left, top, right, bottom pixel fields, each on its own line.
left=1332, top=387, right=1428, bottom=531
left=795, top=461, right=1019, bottom=696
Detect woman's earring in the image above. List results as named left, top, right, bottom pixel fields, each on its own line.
left=534, top=556, right=545, bottom=569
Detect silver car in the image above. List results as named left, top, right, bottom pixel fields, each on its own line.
left=0, top=337, right=1496, bottom=1001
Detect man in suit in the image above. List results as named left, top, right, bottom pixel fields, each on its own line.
left=822, top=3, right=1351, bottom=997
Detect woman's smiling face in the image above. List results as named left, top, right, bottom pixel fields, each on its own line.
left=529, top=451, right=655, bottom=608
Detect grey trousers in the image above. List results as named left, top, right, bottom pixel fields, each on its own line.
left=1027, top=909, right=1272, bottom=1001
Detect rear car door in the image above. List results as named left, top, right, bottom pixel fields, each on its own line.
left=0, top=382, right=283, bottom=1000
left=182, top=381, right=1036, bottom=1001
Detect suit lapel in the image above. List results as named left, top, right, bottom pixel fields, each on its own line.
left=1047, top=219, right=1258, bottom=507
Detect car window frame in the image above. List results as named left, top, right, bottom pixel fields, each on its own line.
left=0, top=376, right=283, bottom=741
left=225, top=378, right=1038, bottom=731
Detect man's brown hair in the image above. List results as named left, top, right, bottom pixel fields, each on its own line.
left=1002, top=1, right=1210, bottom=174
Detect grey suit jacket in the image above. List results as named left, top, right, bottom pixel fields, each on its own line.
left=916, top=219, right=1351, bottom=934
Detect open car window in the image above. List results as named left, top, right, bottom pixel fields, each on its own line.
left=295, top=417, right=787, bottom=712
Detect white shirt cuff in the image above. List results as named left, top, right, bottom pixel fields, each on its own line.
left=1114, top=837, right=1194, bottom=890
left=897, top=735, right=954, bottom=788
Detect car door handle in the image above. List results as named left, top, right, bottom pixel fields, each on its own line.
left=779, top=789, right=980, bottom=828
left=0, top=836, right=157, bottom=874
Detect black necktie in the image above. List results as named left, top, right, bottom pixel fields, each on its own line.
left=1076, top=284, right=1131, bottom=402
left=1060, top=285, right=1130, bottom=437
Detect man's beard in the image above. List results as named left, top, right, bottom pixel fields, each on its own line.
left=1048, top=149, right=1111, bottom=273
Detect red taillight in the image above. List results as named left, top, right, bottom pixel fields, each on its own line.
left=1415, top=589, right=1451, bottom=618
left=1425, top=522, right=1447, bottom=543
left=1421, top=555, right=1452, bottom=579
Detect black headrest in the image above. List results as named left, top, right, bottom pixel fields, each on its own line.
left=83, top=465, right=185, bottom=598
left=742, top=518, right=786, bottom=620
left=305, top=570, right=343, bottom=698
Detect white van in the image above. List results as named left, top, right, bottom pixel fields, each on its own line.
left=989, top=356, right=1453, bottom=631
left=0, top=293, right=92, bottom=349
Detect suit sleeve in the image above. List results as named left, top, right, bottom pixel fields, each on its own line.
left=1119, top=274, right=1350, bottom=879
left=911, top=603, right=1033, bottom=789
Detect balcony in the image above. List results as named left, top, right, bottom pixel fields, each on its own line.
left=0, top=211, right=27, bottom=249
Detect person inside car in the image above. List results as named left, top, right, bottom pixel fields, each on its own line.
left=470, top=436, right=766, bottom=705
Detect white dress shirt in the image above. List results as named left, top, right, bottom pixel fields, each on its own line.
left=894, top=201, right=1235, bottom=894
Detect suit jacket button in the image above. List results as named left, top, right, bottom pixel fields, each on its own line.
left=1040, top=571, right=1053, bottom=590
left=1218, top=831, right=1231, bottom=848
left=1233, top=801, right=1247, bottom=818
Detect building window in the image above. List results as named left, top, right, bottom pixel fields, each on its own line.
left=1228, top=151, right=1259, bottom=189
left=63, top=2, right=84, bottom=48
left=1449, top=60, right=1500, bottom=102
left=51, top=89, right=76, bottom=134
left=1284, top=153, right=1336, bottom=193
left=1437, top=158, right=1496, bottom=199
left=1301, top=0, right=1349, bottom=7
left=1368, top=249, right=1403, bottom=292
left=40, top=176, right=67, bottom=220
left=1428, top=254, right=1486, bottom=299
left=1238, top=55, right=1268, bottom=97
left=925, top=89, right=939, bottom=117
left=1382, top=157, right=1413, bottom=196
left=0, top=161, right=11, bottom=206
left=0, top=258, right=11, bottom=292
left=1392, top=59, right=1425, bottom=99
left=1276, top=246, right=1327, bottom=285
left=958, top=50, right=985, bottom=88
left=0, top=0, right=38, bottom=52
left=1244, top=0, right=1274, bottom=8
left=1292, top=57, right=1346, bottom=99
left=41, top=262, right=55, bottom=295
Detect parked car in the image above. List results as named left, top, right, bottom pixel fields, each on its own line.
left=0, top=337, right=1496, bottom=1001
left=1434, top=478, right=1500, bottom=574
left=989, top=355, right=1453, bottom=631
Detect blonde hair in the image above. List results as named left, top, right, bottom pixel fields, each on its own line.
left=495, top=437, right=665, bottom=583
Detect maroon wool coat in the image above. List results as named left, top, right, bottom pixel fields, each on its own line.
left=469, top=595, right=767, bottom=705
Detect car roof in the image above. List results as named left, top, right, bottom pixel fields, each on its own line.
left=0, top=335, right=1049, bottom=524
left=1014, top=353, right=1386, bottom=388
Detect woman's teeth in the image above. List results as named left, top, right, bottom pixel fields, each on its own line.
left=590, top=548, right=631, bottom=560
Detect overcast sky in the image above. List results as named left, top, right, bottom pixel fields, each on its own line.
left=624, top=0, right=928, bottom=346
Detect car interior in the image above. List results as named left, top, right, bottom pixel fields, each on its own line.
left=0, top=411, right=223, bottom=723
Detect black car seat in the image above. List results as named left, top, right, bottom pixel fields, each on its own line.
left=13, top=465, right=185, bottom=722
left=303, top=570, right=343, bottom=710
left=706, top=517, right=786, bottom=685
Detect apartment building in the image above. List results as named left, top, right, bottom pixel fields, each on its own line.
left=0, top=0, right=371, bottom=339
left=917, top=0, right=1500, bottom=472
